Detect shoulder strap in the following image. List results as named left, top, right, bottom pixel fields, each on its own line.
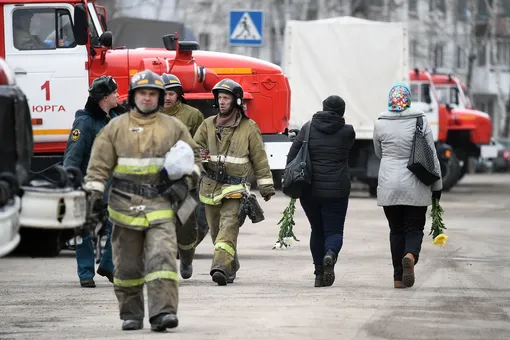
left=302, top=121, right=312, bottom=160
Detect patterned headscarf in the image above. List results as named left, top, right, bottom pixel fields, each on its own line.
left=388, top=82, right=411, bottom=112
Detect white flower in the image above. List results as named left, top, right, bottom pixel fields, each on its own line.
left=283, top=237, right=293, bottom=246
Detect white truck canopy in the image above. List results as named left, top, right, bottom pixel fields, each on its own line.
left=282, top=16, right=409, bottom=140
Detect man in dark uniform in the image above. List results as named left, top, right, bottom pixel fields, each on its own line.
left=63, top=75, right=120, bottom=288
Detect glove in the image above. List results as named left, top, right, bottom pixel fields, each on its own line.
left=432, top=190, right=442, bottom=201
left=88, top=190, right=106, bottom=215
left=260, top=185, right=275, bottom=202
left=162, top=179, right=189, bottom=206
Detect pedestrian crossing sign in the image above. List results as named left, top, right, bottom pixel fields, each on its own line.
left=229, top=10, right=264, bottom=46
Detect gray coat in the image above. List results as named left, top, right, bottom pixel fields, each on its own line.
left=373, top=107, right=442, bottom=207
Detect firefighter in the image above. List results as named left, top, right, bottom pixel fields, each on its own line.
left=161, top=73, right=206, bottom=279
left=194, top=78, right=275, bottom=286
left=83, top=70, right=202, bottom=331
left=63, top=75, right=120, bottom=288
left=161, top=73, right=204, bottom=136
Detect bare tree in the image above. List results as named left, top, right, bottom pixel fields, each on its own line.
left=486, top=0, right=508, bottom=137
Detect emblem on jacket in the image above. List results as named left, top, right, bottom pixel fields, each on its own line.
left=71, top=128, right=81, bottom=141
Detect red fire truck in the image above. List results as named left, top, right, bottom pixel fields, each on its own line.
left=0, top=0, right=292, bottom=255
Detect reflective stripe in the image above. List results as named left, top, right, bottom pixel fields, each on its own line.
left=199, top=184, right=246, bottom=205
left=114, top=157, right=165, bottom=175
left=108, top=207, right=174, bottom=227
left=178, top=240, right=196, bottom=251
left=209, top=155, right=249, bottom=165
left=83, top=181, right=105, bottom=193
left=257, top=178, right=274, bottom=186
left=145, top=270, right=179, bottom=282
left=215, top=242, right=235, bottom=257
left=114, top=270, right=178, bottom=287
left=114, top=277, right=145, bottom=287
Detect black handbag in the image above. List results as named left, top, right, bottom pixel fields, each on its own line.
left=282, top=122, right=312, bottom=198
left=407, top=116, right=441, bottom=186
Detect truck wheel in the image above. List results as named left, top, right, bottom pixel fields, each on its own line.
left=442, top=152, right=461, bottom=192
left=272, top=170, right=283, bottom=190
left=367, top=179, right=378, bottom=198
left=20, top=229, right=62, bottom=257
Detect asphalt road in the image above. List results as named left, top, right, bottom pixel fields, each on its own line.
left=1, top=174, right=509, bottom=340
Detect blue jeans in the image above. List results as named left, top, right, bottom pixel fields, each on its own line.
left=76, top=219, right=114, bottom=280
left=300, top=196, right=349, bottom=265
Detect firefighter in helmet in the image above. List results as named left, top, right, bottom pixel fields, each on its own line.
left=193, top=78, right=275, bottom=286
left=83, top=69, right=202, bottom=331
left=161, top=73, right=207, bottom=280
left=161, top=73, right=204, bottom=136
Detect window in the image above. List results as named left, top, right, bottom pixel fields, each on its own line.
left=409, top=0, right=418, bottom=16
left=87, top=9, right=100, bottom=47
left=410, top=40, right=418, bottom=66
left=478, top=44, right=486, bottom=66
left=12, top=8, right=76, bottom=50
left=434, top=44, right=444, bottom=68
left=456, top=46, right=467, bottom=69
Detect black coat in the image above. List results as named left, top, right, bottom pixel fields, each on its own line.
left=286, top=111, right=355, bottom=198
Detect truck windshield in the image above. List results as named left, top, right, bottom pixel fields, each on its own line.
left=436, top=86, right=462, bottom=107
left=410, top=83, right=433, bottom=104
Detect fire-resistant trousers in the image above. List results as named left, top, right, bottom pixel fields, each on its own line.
left=205, top=198, right=241, bottom=278
left=176, top=214, right=198, bottom=265
left=111, top=221, right=179, bottom=321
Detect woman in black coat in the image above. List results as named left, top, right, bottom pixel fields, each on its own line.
left=286, top=95, right=355, bottom=287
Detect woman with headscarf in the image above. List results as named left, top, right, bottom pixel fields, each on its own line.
left=373, top=83, right=442, bottom=289
left=286, top=95, right=356, bottom=287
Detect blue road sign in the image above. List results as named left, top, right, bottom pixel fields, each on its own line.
left=229, top=10, right=264, bottom=46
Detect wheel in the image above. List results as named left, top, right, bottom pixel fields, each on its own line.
left=441, top=151, right=461, bottom=192
left=19, top=228, right=62, bottom=257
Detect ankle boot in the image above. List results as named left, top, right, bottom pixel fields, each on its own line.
left=314, top=265, right=324, bottom=287
left=323, top=250, right=337, bottom=287
left=394, top=280, right=406, bottom=289
left=402, top=253, right=415, bottom=287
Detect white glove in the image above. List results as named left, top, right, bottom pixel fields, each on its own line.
left=162, top=140, right=195, bottom=181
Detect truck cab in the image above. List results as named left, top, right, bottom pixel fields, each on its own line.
left=409, top=69, right=460, bottom=191
left=0, top=0, right=292, bottom=256
left=430, top=72, right=495, bottom=177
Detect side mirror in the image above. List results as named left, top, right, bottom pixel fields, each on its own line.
left=73, top=4, right=88, bottom=45
left=445, top=103, right=453, bottom=111
left=99, top=31, right=113, bottom=48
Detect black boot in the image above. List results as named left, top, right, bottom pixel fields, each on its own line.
left=80, top=278, right=96, bottom=288
left=314, top=265, right=324, bottom=287
left=122, top=319, right=143, bottom=331
left=323, top=250, right=337, bottom=287
left=97, top=267, right=114, bottom=283
left=150, top=312, right=178, bottom=332
left=180, top=262, right=193, bottom=280
left=211, top=270, right=228, bottom=286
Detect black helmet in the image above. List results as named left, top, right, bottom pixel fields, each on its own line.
left=162, top=73, right=185, bottom=102
left=212, top=78, right=244, bottom=111
left=88, top=75, right=118, bottom=101
left=162, top=73, right=183, bottom=91
left=127, top=70, right=165, bottom=111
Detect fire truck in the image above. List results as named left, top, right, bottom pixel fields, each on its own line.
left=430, top=72, right=496, bottom=181
left=409, top=69, right=459, bottom=191
left=1, top=0, right=293, bottom=256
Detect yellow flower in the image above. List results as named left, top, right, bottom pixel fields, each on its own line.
left=433, top=233, right=448, bottom=246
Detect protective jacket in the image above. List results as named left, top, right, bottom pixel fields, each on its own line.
left=161, top=102, right=204, bottom=137
left=83, top=109, right=202, bottom=230
left=63, top=98, right=119, bottom=176
left=193, top=113, right=274, bottom=205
